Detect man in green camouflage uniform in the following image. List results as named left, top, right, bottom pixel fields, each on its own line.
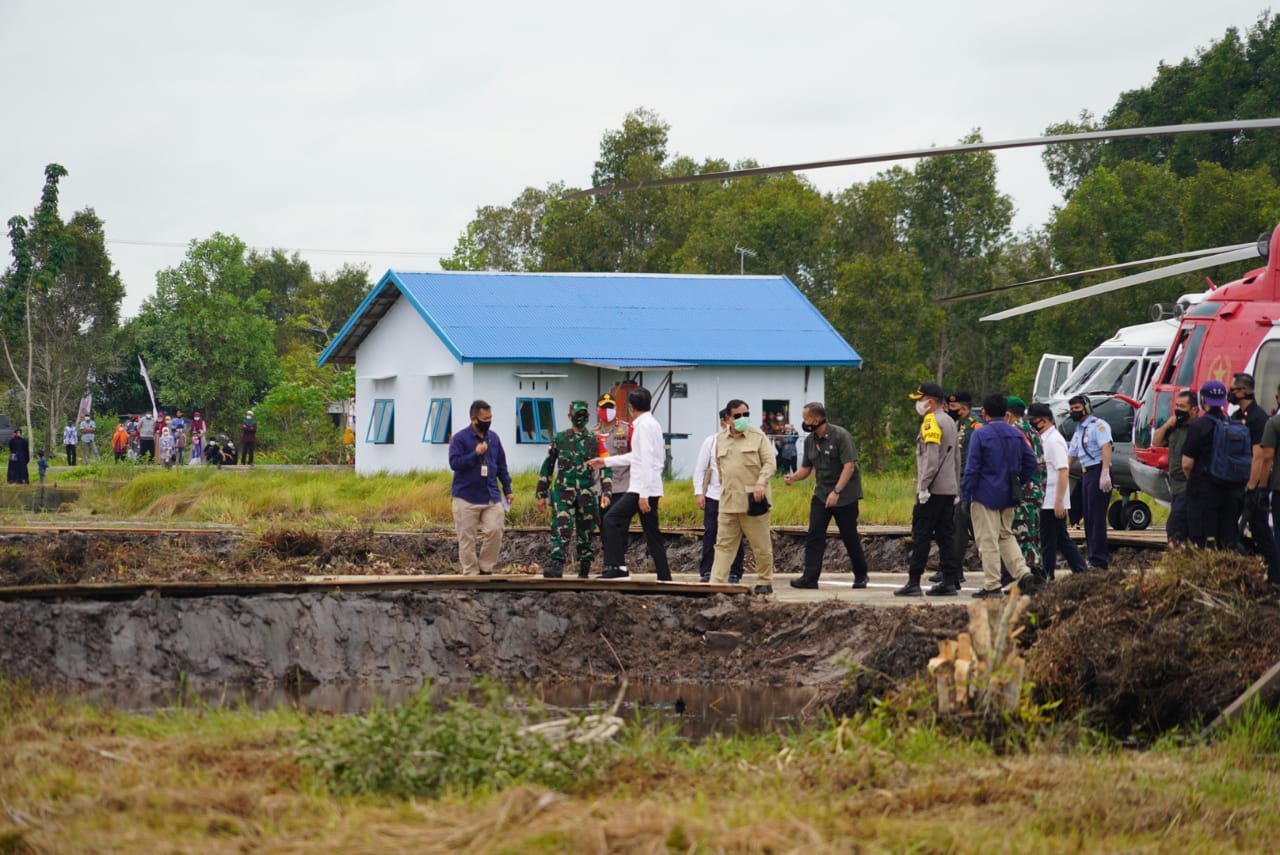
left=943, top=391, right=983, bottom=583
left=537, top=400, right=611, bottom=578
left=1006, top=397, right=1045, bottom=579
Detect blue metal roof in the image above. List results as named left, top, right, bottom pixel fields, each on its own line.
left=319, top=271, right=861, bottom=367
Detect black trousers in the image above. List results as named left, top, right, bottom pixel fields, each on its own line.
left=602, top=492, right=670, bottom=580
left=1039, top=509, right=1087, bottom=578
left=953, top=499, right=973, bottom=569
left=64, top=443, right=76, bottom=466
left=1166, top=490, right=1189, bottom=545
left=700, top=497, right=744, bottom=578
left=801, top=496, right=868, bottom=582
left=908, top=494, right=959, bottom=584
left=1241, top=492, right=1278, bottom=581
left=1080, top=467, right=1110, bottom=569
left=239, top=441, right=256, bottom=465
left=1186, top=478, right=1241, bottom=550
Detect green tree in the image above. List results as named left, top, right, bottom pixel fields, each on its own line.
left=134, top=233, right=281, bottom=426
left=256, top=380, right=337, bottom=463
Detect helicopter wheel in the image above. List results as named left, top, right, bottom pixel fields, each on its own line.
left=1107, top=501, right=1126, bottom=530
left=1125, top=501, right=1152, bottom=531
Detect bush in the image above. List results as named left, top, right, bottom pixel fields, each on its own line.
left=297, top=681, right=616, bottom=799
left=255, top=381, right=341, bottom=463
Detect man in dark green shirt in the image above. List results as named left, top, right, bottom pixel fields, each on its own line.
left=783, top=402, right=869, bottom=589
left=1152, top=389, right=1197, bottom=547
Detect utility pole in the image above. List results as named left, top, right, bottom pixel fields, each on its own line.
left=735, top=245, right=757, bottom=275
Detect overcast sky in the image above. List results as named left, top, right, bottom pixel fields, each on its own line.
left=2, top=1, right=1273, bottom=318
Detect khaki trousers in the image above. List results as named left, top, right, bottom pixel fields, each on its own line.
left=710, top=511, right=774, bottom=584
left=971, top=503, right=1028, bottom=591
left=452, top=497, right=505, bottom=575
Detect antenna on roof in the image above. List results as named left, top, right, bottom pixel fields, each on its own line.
left=735, top=245, right=757, bottom=275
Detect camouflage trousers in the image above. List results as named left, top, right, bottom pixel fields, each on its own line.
left=1011, top=499, right=1042, bottom=576
left=548, top=486, right=601, bottom=564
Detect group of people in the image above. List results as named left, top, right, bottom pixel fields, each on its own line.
left=1153, top=373, right=1280, bottom=589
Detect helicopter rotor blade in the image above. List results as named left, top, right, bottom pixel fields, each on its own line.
left=937, top=242, right=1256, bottom=305
left=562, top=118, right=1280, bottom=200
left=979, top=245, right=1262, bottom=322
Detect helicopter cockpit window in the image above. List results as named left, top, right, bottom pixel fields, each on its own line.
left=1060, top=358, right=1139, bottom=398
left=1173, top=325, right=1208, bottom=387
left=1058, top=358, right=1104, bottom=396
left=1091, top=397, right=1135, bottom=444
left=1253, top=339, right=1280, bottom=413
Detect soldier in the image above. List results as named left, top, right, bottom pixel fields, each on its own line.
left=537, top=401, right=611, bottom=579
left=939, top=390, right=982, bottom=584
left=1005, top=397, right=1045, bottom=580
left=595, top=392, right=632, bottom=504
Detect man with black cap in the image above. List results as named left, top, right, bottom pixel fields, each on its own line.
left=594, top=392, right=632, bottom=504
left=1182, top=379, right=1245, bottom=550
left=896, top=382, right=961, bottom=596
left=784, top=401, right=870, bottom=591
left=944, top=390, right=982, bottom=582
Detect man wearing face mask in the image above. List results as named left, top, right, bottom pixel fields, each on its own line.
left=595, top=393, right=633, bottom=503
left=448, top=400, right=514, bottom=576
left=941, top=391, right=982, bottom=584
left=784, top=402, right=869, bottom=590
left=588, top=387, right=670, bottom=581
left=896, top=383, right=961, bottom=596
left=537, top=401, right=611, bottom=579
left=1231, top=373, right=1277, bottom=580
left=1066, top=394, right=1113, bottom=570
left=709, top=399, right=777, bottom=594
left=1152, top=390, right=1199, bottom=547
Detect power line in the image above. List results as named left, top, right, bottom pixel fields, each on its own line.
left=106, top=238, right=449, bottom=257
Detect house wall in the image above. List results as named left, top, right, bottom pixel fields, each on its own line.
left=354, top=306, right=827, bottom=482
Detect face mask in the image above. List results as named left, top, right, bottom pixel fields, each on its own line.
left=732, top=416, right=751, bottom=433
left=475, top=420, right=491, bottom=434
left=915, top=400, right=928, bottom=416
left=1069, top=411, right=1085, bottom=423
left=801, top=418, right=825, bottom=433
left=572, top=410, right=589, bottom=428
left=604, top=407, right=616, bottom=422
left=1174, top=410, right=1189, bottom=424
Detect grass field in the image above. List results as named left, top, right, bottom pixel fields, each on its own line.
left=2, top=677, right=1278, bottom=853
left=38, top=462, right=1167, bottom=530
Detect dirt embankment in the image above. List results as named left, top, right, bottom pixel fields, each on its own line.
left=0, top=589, right=969, bottom=696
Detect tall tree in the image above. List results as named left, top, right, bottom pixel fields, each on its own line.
left=133, top=233, right=281, bottom=426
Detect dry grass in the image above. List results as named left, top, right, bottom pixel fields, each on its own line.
left=3, top=680, right=1280, bottom=853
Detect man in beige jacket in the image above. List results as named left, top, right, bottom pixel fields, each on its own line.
left=710, top=399, right=777, bottom=594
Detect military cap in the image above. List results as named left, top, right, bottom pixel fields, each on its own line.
left=909, top=381, right=946, bottom=401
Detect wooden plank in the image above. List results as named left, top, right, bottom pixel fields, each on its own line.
left=1204, top=658, right=1280, bottom=734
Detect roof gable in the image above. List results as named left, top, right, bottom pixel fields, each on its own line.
left=319, top=271, right=861, bottom=367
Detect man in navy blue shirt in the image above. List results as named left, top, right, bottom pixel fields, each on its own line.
left=449, top=400, right=514, bottom=575
left=960, top=394, right=1044, bottom=598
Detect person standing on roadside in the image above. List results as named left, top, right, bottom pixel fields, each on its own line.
left=784, top=401, right=870, bottom=590
left=239, top=410, right=258, bottom=465
left=895, top=382, right=962, bottom=597
left=1256, top=393, right=1280, bottom=591
left=78, top=413, right=98, bottom=463
left=961, top=394, right=1044, bottom=598
left=111, top=421, right=130, bottom=463
left=1231, top=373, right=1277, bottom=579
left=693, top=408, right=745, bottom=584
left=1066, top=394, right=1113, bottom=570
left=1181, top=380, right=1244, bottom=551
left=62, top=419, right=77, bottom=466
left=1029, top=403, right=1088, bottom=578
left=1006, top=397, right=1045, bottom=580
left=708, top=399, right=777, bottom=594
left=448, top=400, right=514, bottom=576
left=536, top=400, right=611, bottom=579
left=1152, top=390, right=1199, bottom=547
left=594, top=393, right=632, bottom=505
left=589, top=387, right=670, bottom=581
left=944, top=391, right=982, bottom=583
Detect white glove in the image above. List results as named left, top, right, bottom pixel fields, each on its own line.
left=917, top=489, right=931, bottom=504
left=1099, top=471, right=1112, bottom=492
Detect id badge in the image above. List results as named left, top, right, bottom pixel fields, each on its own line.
left=481, top=463, right=489, bottom=477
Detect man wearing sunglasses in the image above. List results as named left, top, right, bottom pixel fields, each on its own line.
left=709, top=399, right=777, bottom=594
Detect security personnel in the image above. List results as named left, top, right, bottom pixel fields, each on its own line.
left=944, top=391, right=982, bottom=582
left=1006, top=397, right=1045, bottom=579
left=595, top=393, right=632, bottom=503
left=896, top=382, right=961, bottom=596
left=537, top=401, right=611, bottom=579
left=1066, top=394, right=1113, bottom=569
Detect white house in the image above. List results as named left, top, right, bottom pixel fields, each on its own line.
left=318, top=271, right=861, bottom=477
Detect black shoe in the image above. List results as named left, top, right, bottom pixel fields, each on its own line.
left=790, top=578, right=819, bottom=589
left=971, top=587, right=1004, bottom=599
left=578, top=560, right=591, bottom=579
left=1017, top=574, right=1045, bottom=595
left=851, top=578, right=868, bottom=589
left=752, top=585, right=773, bottom=595
left=928, top=571, right=944, bottom=583
left=999, top=572, right=1015, bottom=587
left=926, top=583, right=960, bottom=596
left=699, top=574, right=711, bottom=583
left=543, top=560, right=564, bottom=579
left=600, top=566, right=630, bottom=580
left=728, top=575, right=742, bottom=585
left=893, top=583, right=923, bottom=597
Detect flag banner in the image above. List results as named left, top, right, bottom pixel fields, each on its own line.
left=77, top=393, right=93, bottom=421
left=138, top=356, right=159, bottom=418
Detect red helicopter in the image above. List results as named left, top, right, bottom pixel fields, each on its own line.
left=568, top=118, right=1280, bottom=509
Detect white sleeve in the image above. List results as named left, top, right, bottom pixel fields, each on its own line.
left=693, top=434, right=714, bottom=495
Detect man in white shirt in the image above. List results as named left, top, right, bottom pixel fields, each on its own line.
left=693, top=408, right=745, bottom=583
left=1028, top=403, right=1087, bottom=578
left=589, top=386, right=670, bottom=581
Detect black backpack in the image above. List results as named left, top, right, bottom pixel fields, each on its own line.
left=1208, top=415, right=1252, bottom=485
